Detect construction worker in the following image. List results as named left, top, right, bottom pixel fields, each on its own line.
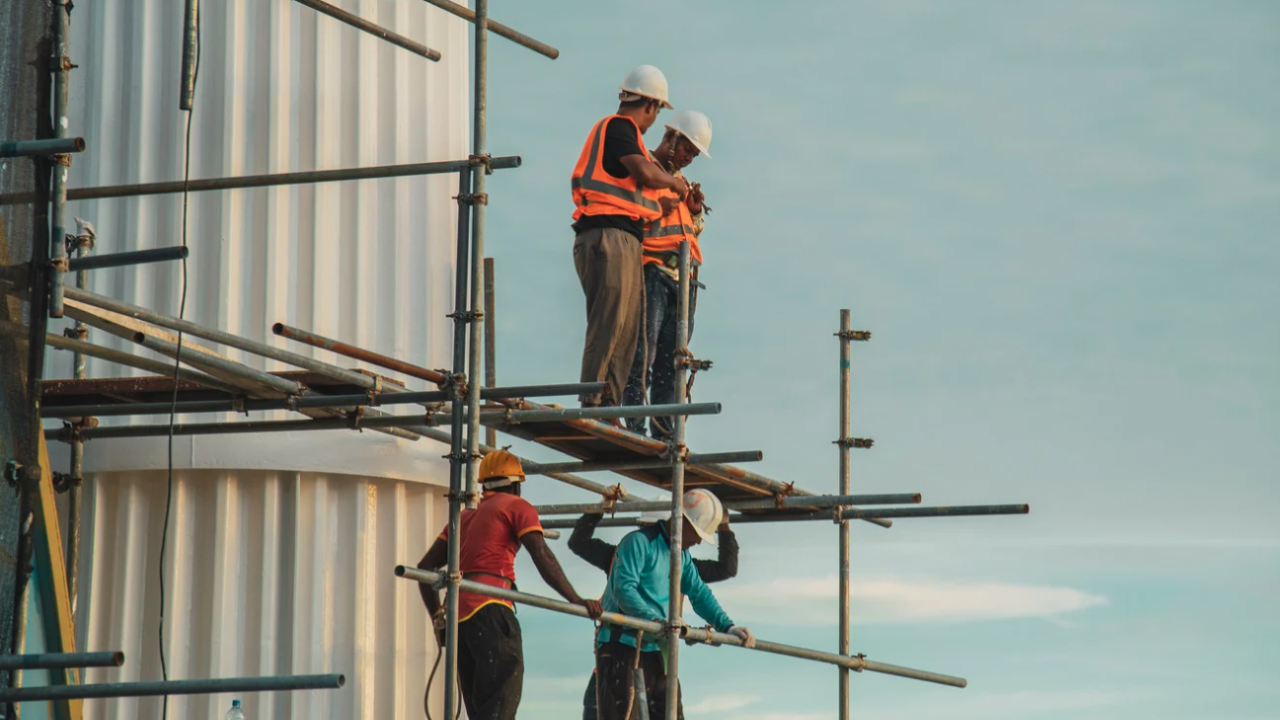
left=621, top=110, right=713, bottom=440
left=594, top=489, right=756, bottom=720
left=416, top=450, right=604, bottom=720
left=570, top=503, right=738, bottom=720
left=572, top=65, right=692, bottom=413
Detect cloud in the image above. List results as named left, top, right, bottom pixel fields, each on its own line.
left=714, top=575, right=1107, bottom=626
left=684, top=695, right=759, bottom=714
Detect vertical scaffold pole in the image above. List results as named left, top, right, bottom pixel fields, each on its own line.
left=463, top=0, right=489, bottom=510
left=66, top=235, right=90, bottom=623
left=838, top=309, right=852, bottom=720
left=443, top=168, right=473, bottom=720
left=666, top=240, right=692, bottom=720
left=483, top=258, right=496, bottom=448
left=48, top=0, right=72, bottom=317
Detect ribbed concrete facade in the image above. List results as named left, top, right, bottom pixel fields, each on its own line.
left=55, top=0, right=471, bottom=716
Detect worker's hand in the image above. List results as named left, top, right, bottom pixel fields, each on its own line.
left=687, top=183, right=705, bottom=214
left=432, top=611, right=447, bottom=648
left=668, top=174, right=691, bottom=200
left=728, top=625, right=756, bottom=649
left=579, top=598, right=604, bottom=620
left=658, top=195, right=682, bottom=215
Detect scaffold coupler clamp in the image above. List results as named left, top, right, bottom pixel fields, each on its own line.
left=4, top=460, right=41, bottom=492
left=771, top=482, right=797, bottom=509
left=835, top=437, right=874, bottom=449
left=232, top=395, right=249, bottom=415
left=686, top=624, right=718, bottom=647
left=62, top=324, right=87, bottom=341
left=444, top=372, right=468, bottom=400
left=52, top=471, right=81, bottom=494
left=665, top=618, right=687, bottom=640
left=347, top=406, right=365, bottom=431
left=468, top=152, right=494, bottom=175
left=832, top=506, right=848, bottom=524
left=835, top=329, right=872, bottom=341
left=62, top=416, right=99, bottom=444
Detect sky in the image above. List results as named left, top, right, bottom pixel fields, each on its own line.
left=464, top=1, right=1280, bottom=718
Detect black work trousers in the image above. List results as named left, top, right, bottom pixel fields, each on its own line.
left=457, top=604, right=524, bottom=720
left=595, top=641, right=682, bottom=720
left=623, top=265, right=697, bottom=440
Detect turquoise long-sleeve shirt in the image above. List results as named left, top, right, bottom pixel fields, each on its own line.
left=597, top=523, right=735, bottom=652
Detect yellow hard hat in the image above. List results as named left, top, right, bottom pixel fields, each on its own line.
left=478, top=449, right=525, bottom=486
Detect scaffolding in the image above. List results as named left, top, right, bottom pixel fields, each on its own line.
left=0, top=1, right=1032, bottom=718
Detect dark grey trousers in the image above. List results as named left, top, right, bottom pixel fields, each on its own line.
left=574, top=228, right=646, bottom=406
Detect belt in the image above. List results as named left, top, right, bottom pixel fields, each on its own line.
left=462, top=572, right=517, bottom=591
left=643, top=250, right=702, bottom=268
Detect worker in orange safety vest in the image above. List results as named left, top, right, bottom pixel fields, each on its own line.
left=571, top=65, right=691, bottom=415
left=621, top=110, right=713, bottom=440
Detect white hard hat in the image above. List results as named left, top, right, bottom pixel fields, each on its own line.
left=681, top=489, right=724, bottom=547
left=664, top=110, right=712, bottom=159
left=619, top=65, right=673, bottom=110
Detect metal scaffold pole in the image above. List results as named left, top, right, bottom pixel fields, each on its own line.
left=464, top=0, right=490, bottom=511
left=666, top=239, right=693, bottom=720
left=443, top=167, right=473, bottom=720
left=48, top=0, right=72, bottom=317
left=838, top=310, right=852, bottom=720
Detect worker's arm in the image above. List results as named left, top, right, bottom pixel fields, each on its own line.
left=620, top=154, right=689, bottom=196
left=567, top=513, right=618, bottom=573
left=610, top=531, right=665, bottom=622
left=681, top=553, right=735, bottom=632
left=522, top=531, right=603, bottom=618
left=692, top=526, right=738, bottom=584
left=416, top=536, right=449, bottom=619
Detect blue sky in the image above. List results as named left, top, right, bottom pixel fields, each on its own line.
left=468, top=1, right=1277, bottom=718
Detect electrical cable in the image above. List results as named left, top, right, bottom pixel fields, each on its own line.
left=424, top=643, right=462, bottom=720
left=159, top=14, right=200, bottom=720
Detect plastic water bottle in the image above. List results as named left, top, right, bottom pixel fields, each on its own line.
left=225, top=699, right=245, bottom=720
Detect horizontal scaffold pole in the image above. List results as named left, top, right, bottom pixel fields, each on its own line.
left=417, top=0, right=559, bottom=59
left=45, top=334, right=240, bottom=394
left=394, top=566, right=966, bottom=688
left=292, top=0, right=442, bottom=60
left=539, top=504, right=1030, bottom=529
left=46, top=403, right=722, bottom=442
left=65, top=287, right=416, bottom=390
left=40, top=382, right=606, bottom=419
left=532, top=493, right=924, bottom=517
left=0, top=673, right=344, bottom=703
left=66, top=246, right=188, bottom=272
left=0, top=652, right=123, bottom=671
left=273, top=321, right=449, bottom=385
left=523, top=450, right=762, bottom=476
left=0, top=157, right=520, bottom=205
left=0, top=137, right=85, bottom=158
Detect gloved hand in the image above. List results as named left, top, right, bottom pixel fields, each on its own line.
left=728, top=625, right=756, bottom=649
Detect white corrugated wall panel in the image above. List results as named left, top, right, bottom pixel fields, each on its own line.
left=53, top=1, right=471, bottom=717
left=62, top=0, right=467, bottom=442
left=77, top=470, right=448, bottom=720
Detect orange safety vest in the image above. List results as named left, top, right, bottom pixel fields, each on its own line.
left=571, top=115, right=663, bottom=224
left=642, top=183, right=703, bottom=268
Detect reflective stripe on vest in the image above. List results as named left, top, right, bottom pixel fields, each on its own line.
left=642, top=184, right=703, bottom=265
left=571, top=116, right=662, bottom=221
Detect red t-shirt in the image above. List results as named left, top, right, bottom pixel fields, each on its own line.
left=438, top=491, right=543, bottom=622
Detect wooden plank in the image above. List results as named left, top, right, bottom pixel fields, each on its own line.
left=31, top=433, right=84, bottom=720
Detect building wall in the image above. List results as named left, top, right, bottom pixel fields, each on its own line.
left=53, top=0, right=472, bottom=716
left=77, top=470, right=449, bottom=720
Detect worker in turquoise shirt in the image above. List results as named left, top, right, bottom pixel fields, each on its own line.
left=594, top=489, right=756, bottom=720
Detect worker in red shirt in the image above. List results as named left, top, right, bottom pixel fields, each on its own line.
left=416, top=450, right=604, bottom=720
